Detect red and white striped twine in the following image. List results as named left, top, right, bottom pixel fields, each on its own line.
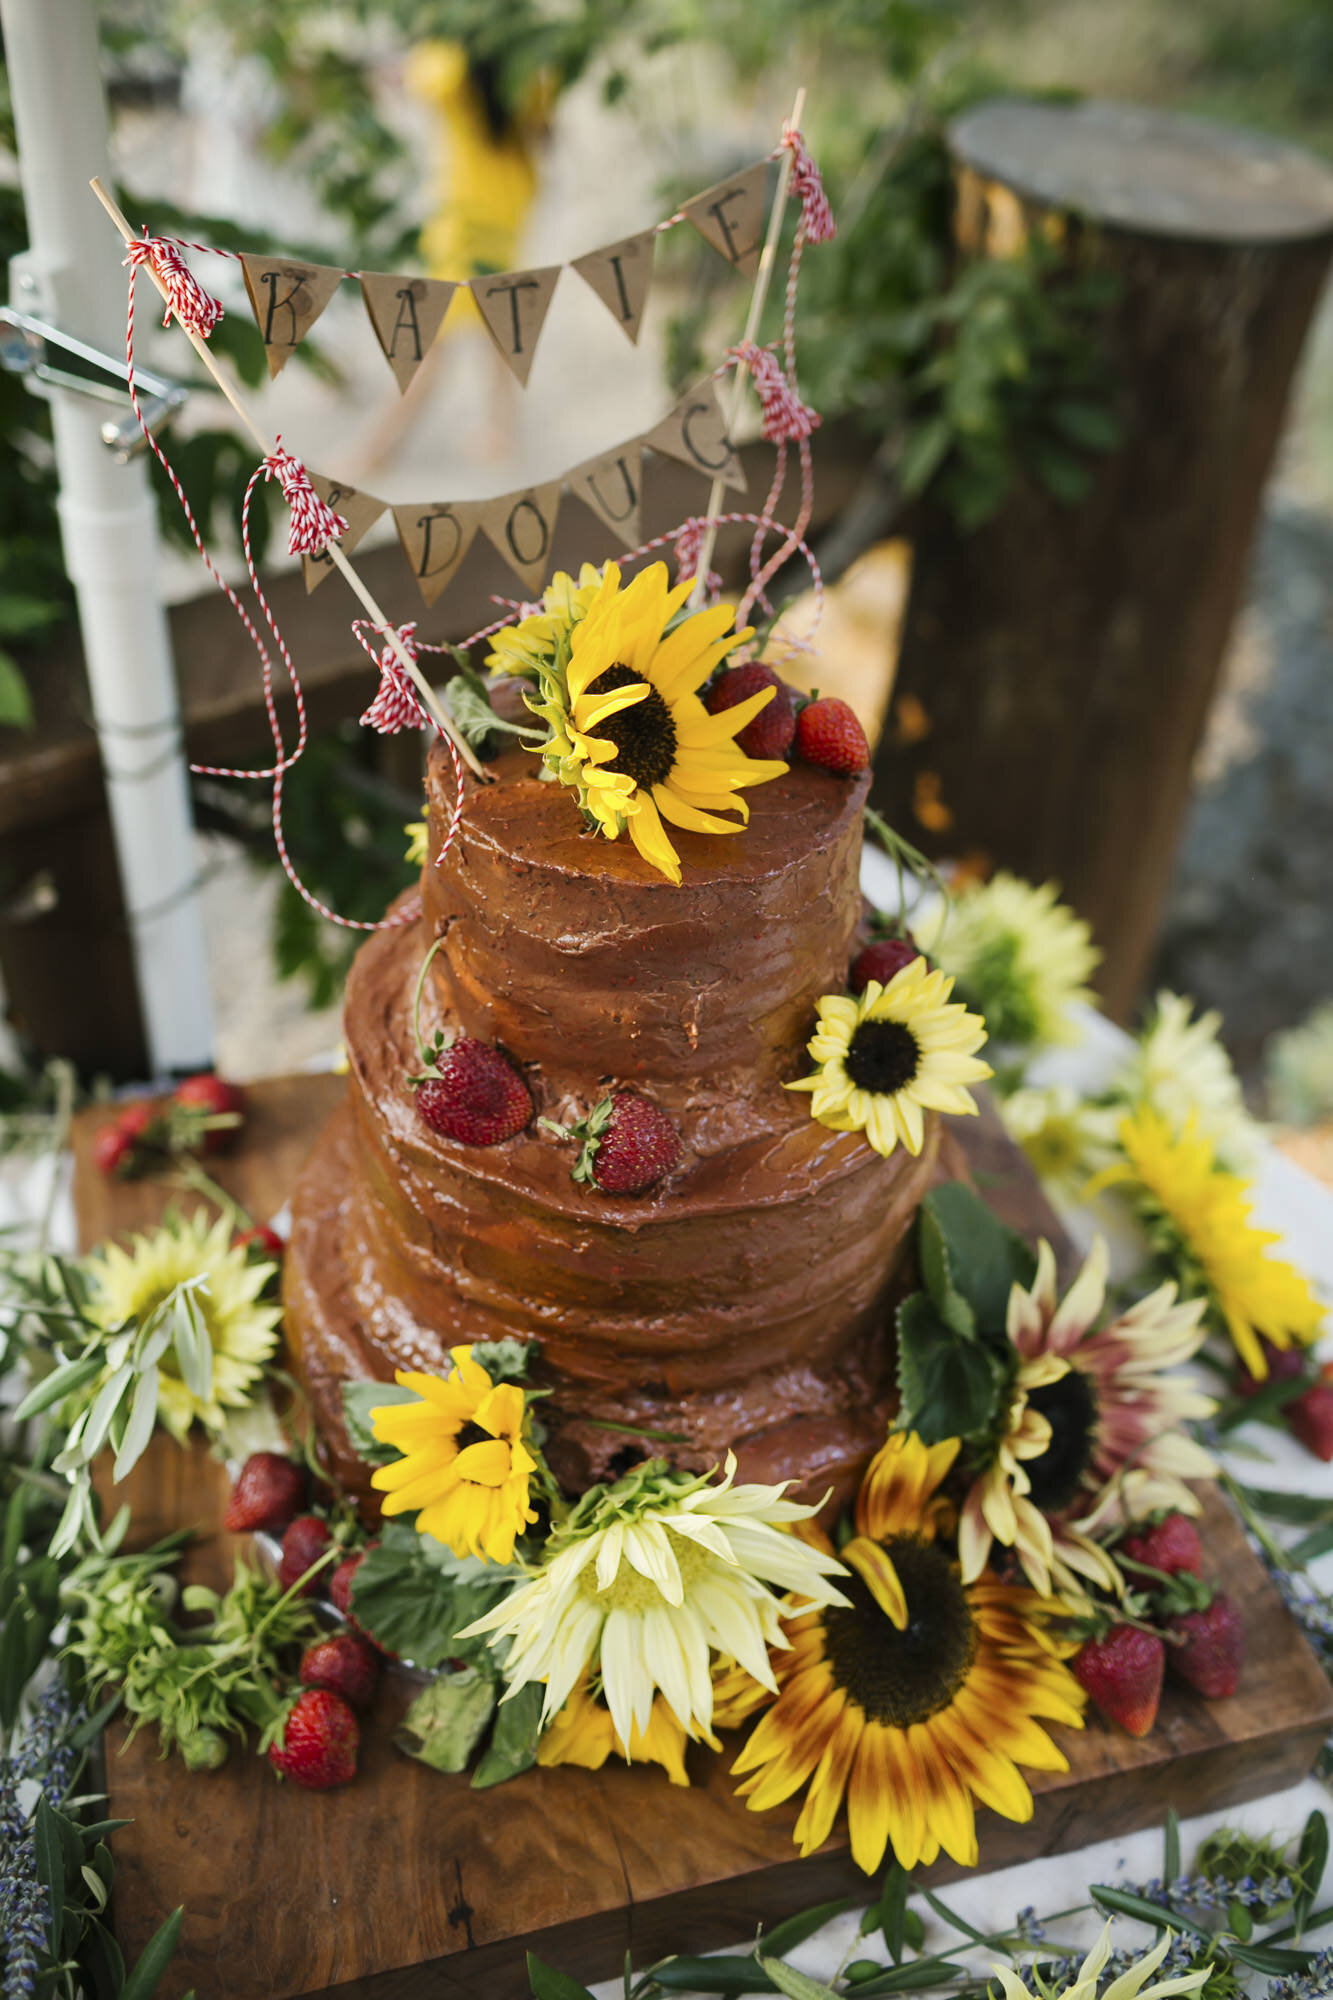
left=263, top=440, right=347, bottom=557
left=353, top=620, right=425, bottom=734
left=728, top=338, right=819, bottom=444
left=782, top=124, right=837, bottom=245
left=124, top=233, right=225, bottom=338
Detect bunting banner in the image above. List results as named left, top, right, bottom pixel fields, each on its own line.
left=304, top=378, right=743, bottom=604
left=233, top=152, right=782, bottom=391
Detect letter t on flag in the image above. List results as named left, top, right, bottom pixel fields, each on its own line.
left=468, top=267, right=562, bottom=386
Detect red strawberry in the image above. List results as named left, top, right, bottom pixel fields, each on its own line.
left=267, top=1688, right=359, bottom=1790
left=1119, top=1513, right=1203, bottom=1583
left=794, top=696, right=870, bottom=776
left=91, top=1102, right=158, bottom=1179
left=1166, top=1592, right=1245, bottom=1699
left=277, top=1514, right=335, bottom=1595
left=416, top=1039, right=531, bottom=1146
left=1234, top=1340, right=1307, bottom=1399
left=235, top=1224, right=286, bottom=1260
left=173, top=1073, right=245, bottom=1154
left=329, top=1548, right=370, bottom=1621
left=558, top=1092, right=682, bottom=1196
left=850, top=935, right=920, bottom=995
left=1073, top=1624, right=1164, bottom=1737
left=224, top=1452, right=306, bottom=1535
left=705, top=663, right=796, bottom=760
left=1286, top=1368, right=1333, bottom=1463
left=299, top=1633, right=380, bottom=1710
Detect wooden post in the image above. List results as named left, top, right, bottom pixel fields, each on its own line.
left=870, top=99, right=1333, bottom=1021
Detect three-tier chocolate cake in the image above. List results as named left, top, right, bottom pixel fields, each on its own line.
left=284, top=739, right=956, bottom=1504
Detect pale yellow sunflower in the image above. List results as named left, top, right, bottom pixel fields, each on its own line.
left=89, top=1211, right=280, bottom=1444
left=915, top=872, right=1099, bottom=1047
left=1092, top=1107, right=1325, bottom=1379
left=731, top=1431, right=1084, bottom=1874
left=787, top=958, right=991, bottom=1158
left=1111, top=990, right=1260, bottom=1172
left=485, top=563, right=604, bottom=682
left=991, top=1923, right=1208, bottom=2000
left=369, top=1346, right=538, bottom=1564
left=491, top=560, right=786, bottom=884
left=537, top=1675, right=695, bottom=1786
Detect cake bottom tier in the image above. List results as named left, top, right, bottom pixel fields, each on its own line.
left=284, top=1101, right=967, bottom=1512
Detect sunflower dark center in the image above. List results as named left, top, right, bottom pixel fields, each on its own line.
left=823, top=1536, right=977, bottom=1728
left=585, top=661, right=677, bottom=789
left=454, top=1421, right=493, bottom=1456
left=1023, top=1366, right=1099, bottom=1512
left=844, top=1019, right=921, bottom=1096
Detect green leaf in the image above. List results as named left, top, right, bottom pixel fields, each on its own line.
left=471, top=1337, right=537, bottom=1384
left=1163, top=1808, right=1180, bottom=1885
left=120, top=1904, right=185, bottom=2000
left=1230, top=1482, right=1333, bottom=1525
left=78, top=1361, right=134, bottom=1462
left=472, top=1680, right=543, bottom=1789
left=395, top=1668, right=497, bottom=1772
left=1090, top=1887, right=1206, bottom=1938
left=0, top=648, right=33, bottom=728
left=13, top=1353, right=105, bottom=1420
left=444, top=663, right=544, bottom=752
left=1295, top=1810, right=1329, bottom=1936
left=920, top=1184, right=1036, bottom=1331
left=1228, top=1942, right=1316, bottom=1976
left=917, top=1209, right=976, bottom=1339
left=833, top=1964, right=969, bottom=1995
left=1290, top=1523, right=1333, bottom=1566
left=341, top=1379, right=415, bottom=1464
left=348, top=1523, right=515, bottom=1669
left=526, top=1953, right=598, bottom=2000
left=649, top=1958, right=776, bottom=1994
left=172, top=1287, right=213, bottom=1405
left=896, top=1293, right=1002, bottom=1444
left=757, top=1957, right=840, bottom=2000
left=897, top=415, right=951, bottom=495
left=33, top=1795, right=67, bottom=1951
left=761, top=1900, right=851, bottom=1960
left=113, top=1364, right=160, bottom=1482
left=865, top=1862, right=912, bottom=1962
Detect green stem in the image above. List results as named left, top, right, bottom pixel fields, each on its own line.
left=411, top=934, right=451, bottom=1072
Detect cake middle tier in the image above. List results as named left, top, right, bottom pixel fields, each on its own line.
left=419, top=745, right=870, bottom=1118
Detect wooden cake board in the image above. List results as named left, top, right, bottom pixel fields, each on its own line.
left=73, top=1075, right=1333, bottom=2000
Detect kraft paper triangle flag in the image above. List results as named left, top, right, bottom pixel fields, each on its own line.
left=476, top=482, right=563, bottom=594
left=646, top=382, right=747, bottom=493
left=359, top=273, right=458, bottom=392
left=468, top=266, right=562, bottom=386
left=681, top=161, right=772, bottom=278
left=301, top=475, right=388, bottom=594
left=568, top=443, right=644, bottom=548
left=238, top=254, right=346, bottom=379
left=392, top=502, right=481, bottom=608
left=570, top=231, right=656, bottom=346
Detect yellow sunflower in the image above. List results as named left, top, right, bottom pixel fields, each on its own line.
left=1092, top=1107, right=1325, bottom=1379
left=485, top=563, right=603, bottom=682
left=730, top=1431, right=1084, bottom=1874
left=787, top=958, right=991, bottom=1158
left=403, top=814, right=428, bottom=866
left=369, top=1347, right=538, bottom=1564
left=89, top=1211, right=280, bottom=1444
left=492, top=560, right=787, bottom=884
left=536, top=1675, right=695, bottom=1786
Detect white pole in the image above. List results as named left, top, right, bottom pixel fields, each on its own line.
left=1, top=0, right=214, bottom=1074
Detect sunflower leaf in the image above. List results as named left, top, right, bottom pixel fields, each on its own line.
left=472, top=1679, right=543, bottom=1789
left=918, top=1208, right=976, bottom=1340
left=113, top=1366, right=161, bottom=1483
left=471, top=1337, right=538, bottom=1384
left=896, top=1293, right=1003, bottom=1444
left=348, top=1523, right=515, bottom=1668
left=757, top=1957, right=839, bottom=2000
left=172, top=1284, right=214, bottom=1405
left=395, top=1666, right=497, bottom=1772
left=920, top=1184, right=1036, bottom=1333
left=341, top=1379, right=416, bottom=1464
left=526, top=1954, right=599, bottom=2000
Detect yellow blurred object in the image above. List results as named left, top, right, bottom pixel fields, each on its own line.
left=765, top=539, right=912, bottom=749
left=406, top=41, right=549, bottom=319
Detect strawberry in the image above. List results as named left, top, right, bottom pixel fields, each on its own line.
left=277, top=1514, right=335, bottom=1595
left=1166, top=1592, right=1245, bottom=1699
left=267, top=1688, right=358, bottom=1790
left=1119, top=1513, right=1203, bottom=1584
left=224, top=1452, right=306, bottom=1535
left=235, top=1224, right=286, bottom=1260
left=91, top=1102, right=158, bottom=1179
left=330, top=1548, right=371, bottom=1621
left=1286, top=1368, right=1333, bottom=1463
left=705, top=662, right=796, bottom=760
left=1073, top=1624, right=1164, bottom=1737
left=299, top=1633, right=380, bottom=1710
left=850, top=936, right=920, bottom=995
left=549, top=1092, right=682, bottom=1196
left=794, top=696, right=870, bottom=776
left=415, top=1039, right=531, bottom=1146
left=173, top=1073, right=245, bottom=1155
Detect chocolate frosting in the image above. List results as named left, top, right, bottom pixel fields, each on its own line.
left=284, top=744, right=951, bottom=1506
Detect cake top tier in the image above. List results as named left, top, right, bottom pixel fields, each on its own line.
left=421, top=743, right=869, bottom=1119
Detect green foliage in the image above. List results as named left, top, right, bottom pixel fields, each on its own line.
left=341, top=1377, right=416, bottom=1463
left=346, top=1518, right=515, bottom=1669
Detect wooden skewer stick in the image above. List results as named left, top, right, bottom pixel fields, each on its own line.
left=688, top=86, right=807, bottom=612
left=88, top=176, right=488, bottom=781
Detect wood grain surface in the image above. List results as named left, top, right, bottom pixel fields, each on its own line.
left=72, top=1078, right=1333, bottom=2000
